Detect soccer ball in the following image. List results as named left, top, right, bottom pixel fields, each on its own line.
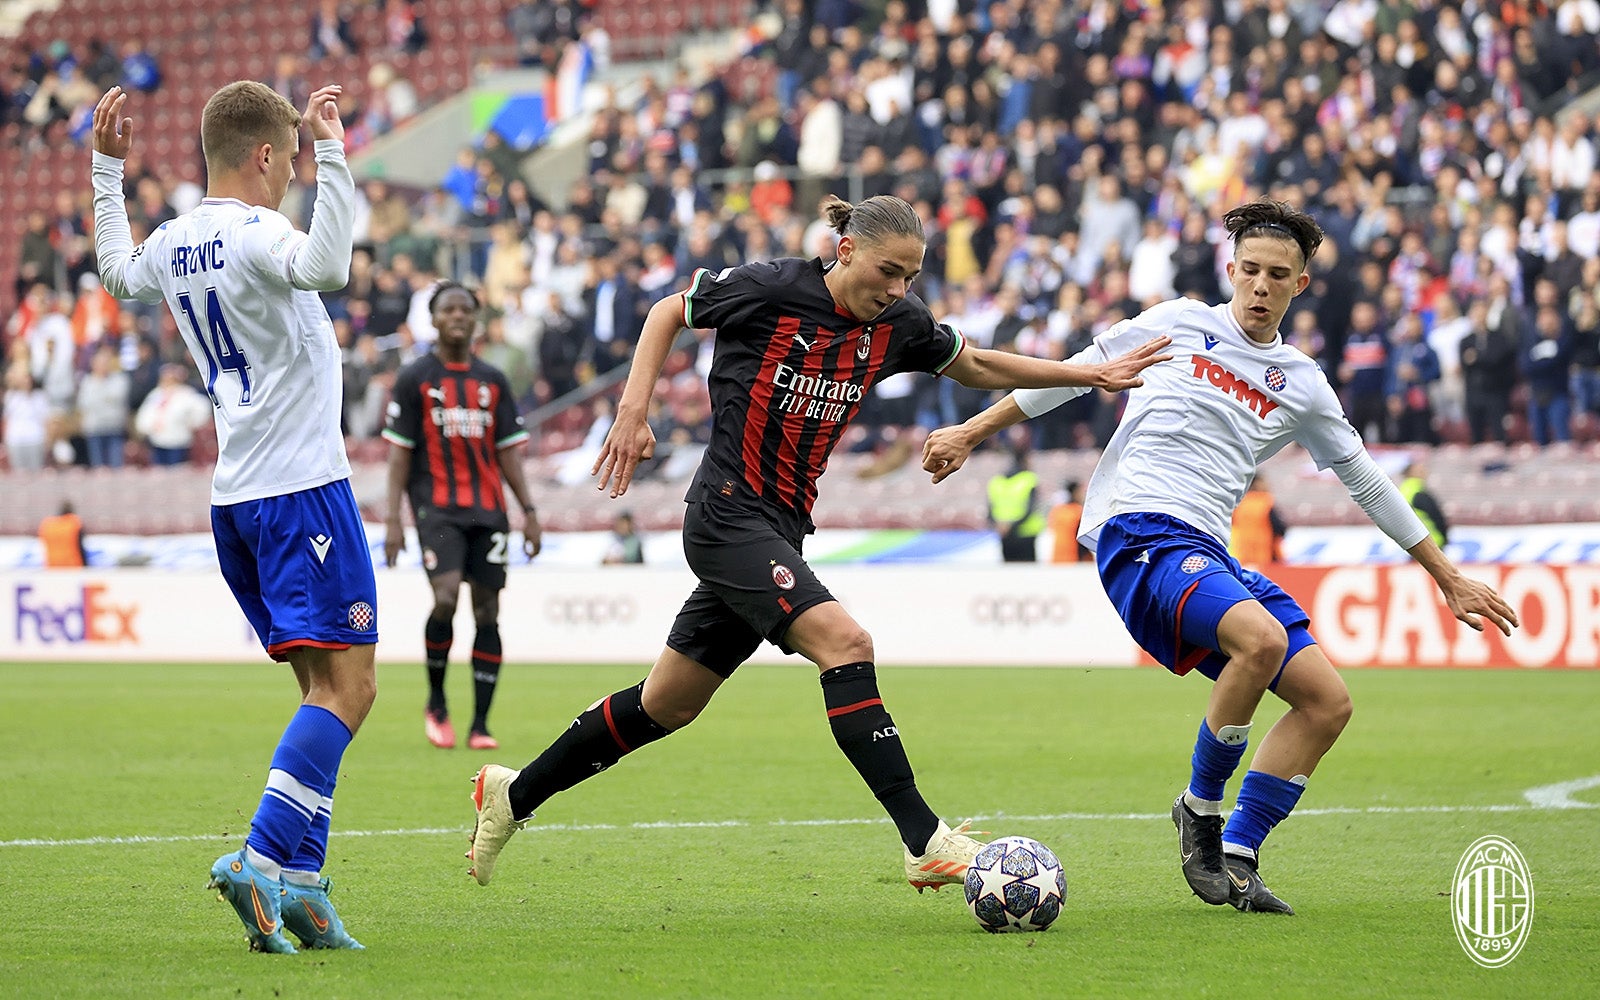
left=963, top=836, right=1067, bottom=933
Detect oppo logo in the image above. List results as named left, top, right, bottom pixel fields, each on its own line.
left=544, top=595, right=638, bottom=626
left=970, top=595, right=1072, bottom=627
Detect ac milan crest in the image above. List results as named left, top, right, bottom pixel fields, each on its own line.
left=857, top=330, right=872, bottom=361
left=771, top=564, right=797, bottom=590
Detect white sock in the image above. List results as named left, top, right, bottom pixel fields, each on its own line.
left=282, top=868, right=322, bottom=887
left=245, top=845, right=282, bottom=881
left=1183, top=790, right=1223, bottom=815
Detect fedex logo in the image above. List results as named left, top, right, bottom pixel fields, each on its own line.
left=15, top=583, right=140, bottom=644
left=1190, top=357, right=1280, bottom=419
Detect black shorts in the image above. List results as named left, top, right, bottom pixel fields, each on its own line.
left=417, top=510, right=511, bottom=590
left=667, top=500, right=836, bottom=678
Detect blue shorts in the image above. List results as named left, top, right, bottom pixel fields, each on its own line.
left=213, top=479, right=379, bottom=660
left=1096, top=512, right=1314, bottom=689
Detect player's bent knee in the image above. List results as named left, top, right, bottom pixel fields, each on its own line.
left=1321, top=691, right=1353, bottom=737
left=836, top=628, right=875, bottom=666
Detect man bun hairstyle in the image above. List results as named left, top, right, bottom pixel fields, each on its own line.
left=201, top=81, right=301, bottom=174
left=428, top=280, right=481, bottom=314
left=822, top=194, right=926, bottom=245
left=1223, top=200, right=1324, bottom=268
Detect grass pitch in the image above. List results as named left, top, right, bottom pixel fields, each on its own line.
left=1, top=662, right=1596, bottom=999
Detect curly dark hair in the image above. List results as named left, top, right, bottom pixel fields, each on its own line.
left=1222, top=201, right=1324, bottom=268
left=427, top=280, right=481, bottom=315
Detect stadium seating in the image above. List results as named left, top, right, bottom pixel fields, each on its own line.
left=5, top=439, right=1600, bottom=537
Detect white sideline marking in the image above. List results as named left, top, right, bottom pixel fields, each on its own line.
left=1523, top=774, right=1600, bottom=809
left=0, top=799, right=1581, bottom=849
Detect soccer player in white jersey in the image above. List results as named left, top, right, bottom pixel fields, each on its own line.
left=922, top=201, right=1519, bottom=914
left=92, top=82, right=376, bottom=952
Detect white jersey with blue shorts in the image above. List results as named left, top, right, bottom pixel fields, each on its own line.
left=1012, top=298, right=1427, bottom=680
left=93, top=140, right=378, bottom=657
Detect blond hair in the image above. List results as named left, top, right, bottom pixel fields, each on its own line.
left=201, top=81, right=300, bottom=174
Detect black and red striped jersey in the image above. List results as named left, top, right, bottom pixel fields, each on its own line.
left=383, top=353, right=529, bottom=524
left=681, top=257, right=966, bottom=539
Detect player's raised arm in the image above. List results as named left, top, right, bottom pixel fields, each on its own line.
left=591, top=292, right=683, bottom=497
left=288, top=84, right=354, bottom=292
left=941, top=335, right=1171, bottom=391
left=90, top=87, right=162, bottom=303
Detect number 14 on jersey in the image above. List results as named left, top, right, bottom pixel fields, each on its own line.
left=177, top=288, right=253, bottom=407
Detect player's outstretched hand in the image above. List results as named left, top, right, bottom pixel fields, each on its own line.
left=592, top=410, right=656, bottom=498
left=1092, top=335, right=1173, bottom=392
left=1442, top=576, right=1519, bottom=636
left=922, top=425, right=978, bottom=485
left=302, top=84, right=345, bottom=143
left=383, top=517, right=405, bottom=568
left=92, top=86, right=134, bottom=159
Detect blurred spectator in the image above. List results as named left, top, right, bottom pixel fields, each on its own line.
left=37, top=501, right=86, bottom=567
left=119, top=41, right=160, bottom=93
left=309, top=0, right=358, bottom=60
left=1400, top=458, right=1450, bottom=549
left=3, top=363, right=49, bottom=471
left=1385, top=313, right=1441, bottom=445
left=77, top=343, right=130, bottom=468
left=601, top=510, right=645, bottom=564
left=384, top=0, right=427, bottom=56
left=1524, top=305, right=1575, bottom=445
left=134, top=365, right=210, bottom=466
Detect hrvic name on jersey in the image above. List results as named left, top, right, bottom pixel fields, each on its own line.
left=170, top=238, right=226, bottom=278
left=1189, top=356, right=1279, bottom=418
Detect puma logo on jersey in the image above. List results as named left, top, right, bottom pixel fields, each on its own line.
left=310, top=534, right=332, bottom=563
left=427, top=387, right=447, bottom=403
left=793, top=333, right=814, bottom=352
left=1189, top=357, right=1280, bottom=419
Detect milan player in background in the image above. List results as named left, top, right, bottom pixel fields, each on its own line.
left=92, top=81, right=372, bottom=952
left=383, top=282, right=542, bottom=751
left=463, top=195, right=1170, bottom=891
left=921, top=201, right=1519, bottom=914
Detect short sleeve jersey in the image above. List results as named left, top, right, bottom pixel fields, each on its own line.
left=383, top=353, right=529, bottom=526
left=682, top=257, right=965, bottom=538
left=1075, top=298, right=1363, bottom=547
left=107, top=198, right=350, bottom=504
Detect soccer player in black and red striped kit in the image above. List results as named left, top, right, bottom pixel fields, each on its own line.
left=466, top=196, right=1170, bottom=892
left=383, top=283, right=543, bottom=751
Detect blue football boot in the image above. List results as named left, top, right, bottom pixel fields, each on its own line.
left=282, top=877, right=365, bottom=949
left=207, top=850, right=298, bottom=954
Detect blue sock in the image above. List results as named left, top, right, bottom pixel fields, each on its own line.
left=1188, top=720, right=1248, bottom=803
left=283, top=793, right=334, bottom=881
left=1223, top=770, right=1307, bottom=857
left=245, top=705, right=352, bottom=868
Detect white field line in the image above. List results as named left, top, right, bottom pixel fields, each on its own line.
left=4, top=779, right=1595, bottom=849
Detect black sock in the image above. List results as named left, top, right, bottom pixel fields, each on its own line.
left=508, top=681, right=670, bottom=820
left=425, top=615, right=453, bottom=713
left=470, top=625, right=502, bottom=734
left=820, top=662, right=939, bottom=855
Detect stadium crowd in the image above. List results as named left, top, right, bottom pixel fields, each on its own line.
left=6, top=0, right=1600, bottom=475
